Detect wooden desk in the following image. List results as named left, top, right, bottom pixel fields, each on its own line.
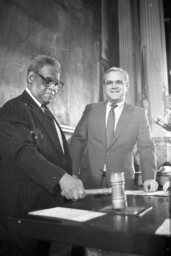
left=8, top=194, right=171, bottom=256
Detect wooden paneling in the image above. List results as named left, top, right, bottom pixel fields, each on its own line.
left=118, top=0, right=136, bottom=104
left=0, top=0, right=101, bottom=127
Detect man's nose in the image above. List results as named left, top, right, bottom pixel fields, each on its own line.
left=111, top=81, right=117, bottom=87
left=49, top=82, right=58, bottom=91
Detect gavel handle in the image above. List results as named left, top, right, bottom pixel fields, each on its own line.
left=85, top=187, right=112, bottom=195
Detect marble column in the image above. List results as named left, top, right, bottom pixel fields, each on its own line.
left=118, top=0, right=170, bottom=166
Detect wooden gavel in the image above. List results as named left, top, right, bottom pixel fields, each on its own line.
left=84, top=172, right=127, bottom=209
left=85, top=187, right=112, bottom=195
left=84, top=172, right=125, bottom=196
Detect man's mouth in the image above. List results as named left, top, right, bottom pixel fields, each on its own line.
left=47, top=91, right=56, bottom=96
left=110, top=89, right=120, bottom=93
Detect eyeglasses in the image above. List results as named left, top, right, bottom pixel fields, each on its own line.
left=35, top=71, right=64, bottom=89
left=105, top=80, right=125, bottom=87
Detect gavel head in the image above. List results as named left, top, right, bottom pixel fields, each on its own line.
left=110, top=172, right=127, bottom=209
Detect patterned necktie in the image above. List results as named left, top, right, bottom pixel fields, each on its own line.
left=41, top=104, right=55, bottom=125
left=41, top=104, right=64, bottom=153
left=106, top=104, right=117, bottom=148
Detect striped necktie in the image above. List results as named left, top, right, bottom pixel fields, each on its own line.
left=41, top=104, right=55, bottom=124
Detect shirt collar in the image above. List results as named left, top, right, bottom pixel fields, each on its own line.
left=26, top=87, right=42, bottom=108
left=106, top=100, right=125, bottom=109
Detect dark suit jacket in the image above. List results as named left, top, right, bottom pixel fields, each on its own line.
left=0, top=90, right=71, bottom=227
left=69, top=102, right=156, bottom=189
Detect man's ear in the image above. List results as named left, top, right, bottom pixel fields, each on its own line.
left=126, top=81, right=130, bottom=88
left=27, top=71, right=35, bottom=84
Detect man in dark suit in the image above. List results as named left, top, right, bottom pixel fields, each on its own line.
left=0, top=55, right=85, bottom=255
left=69, top=67, right=158, bottom=192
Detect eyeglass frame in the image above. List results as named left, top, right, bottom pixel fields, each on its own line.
left=104, top=80, right=125, bottom=87
left=35, top=71, right=64, bottom=89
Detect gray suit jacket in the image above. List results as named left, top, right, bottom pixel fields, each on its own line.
left=69, top=102, right=156, bottom=189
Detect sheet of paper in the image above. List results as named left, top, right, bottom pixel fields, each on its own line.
left=125, top=190, right=169, bottom=197
left=29, top=207, right=106, bottom=222
left=155, top=219, right=171, bottom=236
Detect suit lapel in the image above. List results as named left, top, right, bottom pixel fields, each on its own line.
left=21, top=91, right=64, bottom=155
left=95, top=102, right=107, bottom=146
left=33, top=106, right=64, bottom=155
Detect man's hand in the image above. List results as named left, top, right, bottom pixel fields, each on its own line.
left=143, top=179, right=158, bottom=192
left=59, top=173, right=85, bottom=200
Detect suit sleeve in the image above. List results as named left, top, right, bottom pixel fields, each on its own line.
left=137, top=109, right=157, bottom=180
left=0, top=102, right=66, bottom=194
left=69, top=105, right=90, bottom=175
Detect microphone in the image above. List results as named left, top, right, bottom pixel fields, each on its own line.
left=151, top=116, right=171, bottom=131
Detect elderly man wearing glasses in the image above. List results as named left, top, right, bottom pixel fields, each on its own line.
left=0, top=55, right=85, bottom=256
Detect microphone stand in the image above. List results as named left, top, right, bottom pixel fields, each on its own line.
left=151, top=117, right=171, bottom=131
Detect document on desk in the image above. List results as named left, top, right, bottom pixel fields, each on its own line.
left=155, top=219, right=171, bottom=236
left=29, top=207, right=107, bottom=222
left=125, top=190, right=169, bottom=197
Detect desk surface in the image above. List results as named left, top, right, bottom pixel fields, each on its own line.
left=8, top=194, right=171, bottom=255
